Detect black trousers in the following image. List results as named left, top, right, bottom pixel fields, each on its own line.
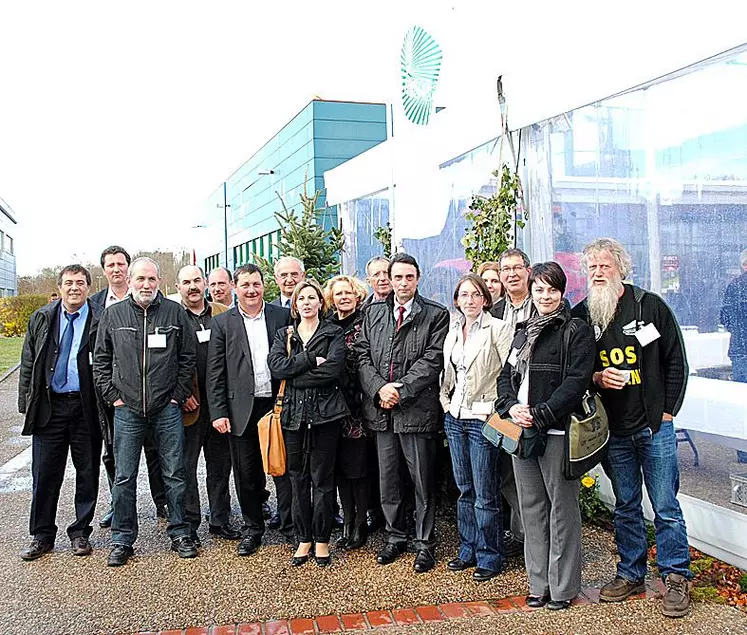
left=184, top=414, right=232, bottom=531
left=377, top=429, right=438, bottom=550
left=228, top=398, right=272, bottom=541
left=337, top=436, right=369, bottom=529
left=285, top=420, right=340, bottom=543
left=30, top=393, right=102, bottom=542
left=103, top=427, right=166, bottom=509
left=271, top=473, right=294, bottom=538
left=500, top=450, right=524, bottom=540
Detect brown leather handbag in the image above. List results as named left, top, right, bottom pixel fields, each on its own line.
left=257, top=327, right=292, bottom=477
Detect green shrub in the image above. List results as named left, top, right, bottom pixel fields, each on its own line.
left=0, top=295, right=48, bottom=337
left=690, top=557, right=715, bottom=576
left=691, top=585, right=726, bottom=604
left=739, top=573, right=747, bottom=594
left=579, top=474, right=611, bottom=524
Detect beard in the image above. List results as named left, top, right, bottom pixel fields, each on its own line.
left=587, top=277, right=624, bottom=333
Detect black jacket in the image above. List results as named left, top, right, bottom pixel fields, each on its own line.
left=721, top=270, right=747, bottom=357
left=571, top=285, right=689, bottom=434
left=356, top=291, right=449, bottom=433
left=329, top=309, right=365, bottom=422
left=497, top=307, right=596, bottom=432
left=267, top=319, right=349, bottom=431
left=206, top=302, right=291, bottom=436
left=18, top=299, right=107, bottom=438
left=93, top=292, right=196, bottom=416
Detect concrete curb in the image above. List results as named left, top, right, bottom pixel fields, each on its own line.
left=133, top=582, right=664, bottom=634
left=0, top=362, right=20, bottom=384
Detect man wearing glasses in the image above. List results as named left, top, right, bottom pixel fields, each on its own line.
left=490, top=249, right=534, bottom=329
left=489, top=248, right=534, bottom=560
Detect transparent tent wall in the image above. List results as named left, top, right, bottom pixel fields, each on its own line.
left=341, top=44, right=747, bottom=526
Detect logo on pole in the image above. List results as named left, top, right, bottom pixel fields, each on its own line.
left=400, top=26, right=442, bottom=126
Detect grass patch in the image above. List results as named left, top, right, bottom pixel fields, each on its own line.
left=0, top=337, right=23, bottom=375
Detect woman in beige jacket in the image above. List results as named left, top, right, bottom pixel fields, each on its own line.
left=440, top=273, right=513, bottom=582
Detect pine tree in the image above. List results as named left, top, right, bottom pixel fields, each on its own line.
left=254, top=177, right=344, bottom=299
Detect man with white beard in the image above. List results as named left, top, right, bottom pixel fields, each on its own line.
left=572, top=238, right=691, bottom=618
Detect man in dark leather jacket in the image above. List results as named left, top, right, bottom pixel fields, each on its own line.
left=93, top=257, right=197, bottom=566
left=18, top=265, right=106, bottom=561
left=357, top=253, right=449, bottom=573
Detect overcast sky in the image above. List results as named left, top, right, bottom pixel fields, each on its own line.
left=1, top=0, right=459, bottom=275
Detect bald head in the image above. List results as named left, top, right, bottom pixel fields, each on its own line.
left=208, top=267, right=234, bottom=306
left=177, top=265, right=207, bottom=313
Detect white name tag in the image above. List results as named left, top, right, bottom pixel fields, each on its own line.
left=148, top=333, right=167, bottom=349
left=89, top=352, right=94, bottom=366
left=471, top=401, right=493, bottom=416
left=507, top=348, right=519, bottom=367
left=635, top=323, right=661, bottom=347
left=196, top=328, right=211, bottom=343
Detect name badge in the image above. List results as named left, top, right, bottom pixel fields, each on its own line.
left=507, top=348, right=519, bottom=367
left=635, top=323, right=661, bottom=347
left=471, top=401, right=493, bottom=416
left=196, top=328, right=211, bottom=343
left=89, top=352, right=94, bottom=366
left=148, top=333, right=167, bottom=349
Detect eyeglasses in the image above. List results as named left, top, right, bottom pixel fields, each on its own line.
left=458, top=292, right=484, bottom=301
left=500, top=265, right=526, bottom=274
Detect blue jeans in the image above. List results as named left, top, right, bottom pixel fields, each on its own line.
left=602, top=421, right=691, bottom=581
left=444, top=414, right=504, bottom=572
left=112, top=403, right=189, bottom=547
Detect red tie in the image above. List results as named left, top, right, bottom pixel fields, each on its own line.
left=396, top=305, right=406, bottom=331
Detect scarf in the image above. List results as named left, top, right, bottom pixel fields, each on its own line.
left=515, top=307, right=563, bottom=379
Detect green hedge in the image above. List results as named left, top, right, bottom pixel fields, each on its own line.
left=0, top=295, right=48, bottom=337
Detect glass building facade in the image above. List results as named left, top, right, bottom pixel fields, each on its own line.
left=200, top=100, right=387, bottom=272
left=0, top=197, right=17, bottom=296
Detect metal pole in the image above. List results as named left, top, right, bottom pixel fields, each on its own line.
left=223, top=182, right=229, bottom=268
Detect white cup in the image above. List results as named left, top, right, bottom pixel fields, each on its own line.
left=618, top=369, right=632, bottom=383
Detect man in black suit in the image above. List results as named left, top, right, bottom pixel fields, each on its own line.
left=90, top=245, right=167, bottom=528
left=18, top=265, right=104, bottom=560
left=208, top=263, right=292, bottom=555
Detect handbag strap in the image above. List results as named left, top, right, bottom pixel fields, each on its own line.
left=273, top=327, right=293, bottom=412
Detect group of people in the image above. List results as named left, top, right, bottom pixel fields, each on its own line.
left=18, top=238, right=694, bottom=618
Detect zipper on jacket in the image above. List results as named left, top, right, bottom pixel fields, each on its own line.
left=142, top=306, right=148, bottom=415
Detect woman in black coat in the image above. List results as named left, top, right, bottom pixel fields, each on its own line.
left=496, top=262, right=595, bottom=610
left=324, top=274, right=370, bottom=551
left=268, top=279, right=349, bottom=567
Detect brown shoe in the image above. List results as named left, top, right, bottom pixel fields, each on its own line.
left=599, top=576, right=646, bottom=602
left=71, top=536, right=92, bottom=556
left=661, top=573, right=692, bottom=618
left=19, top=540, right=53, bottom=561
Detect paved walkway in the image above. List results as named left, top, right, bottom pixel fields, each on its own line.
left=0, top=370, right=744, bottom=635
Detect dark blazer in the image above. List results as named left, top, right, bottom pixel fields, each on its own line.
left=18, top=299, right=105, bottom=437
left=206, top=302, right=291, bottom=436
left=89, top=288, right=108, bottom=313
left=271, top=296, right=292, bottom=309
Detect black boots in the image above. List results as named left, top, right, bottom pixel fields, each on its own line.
left=346, top=524, right=367, bottom=550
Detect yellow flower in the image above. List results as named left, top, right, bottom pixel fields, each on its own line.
left=581, top=476, right=596, bottom=489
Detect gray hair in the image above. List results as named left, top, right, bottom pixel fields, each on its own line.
left=128, top=256, right=161, bottom=278
left=580, top=238, right=632, bottom=279
left=273, top=256, right=304, bottom=275
left=740, top=248, right=747, bottom=269
left=365, top=256, right=390, bottom=276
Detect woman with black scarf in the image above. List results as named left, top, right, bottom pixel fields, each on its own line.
left=324, top=275, right=371, bottom=550
left=496, top=262, right=595, bottom=610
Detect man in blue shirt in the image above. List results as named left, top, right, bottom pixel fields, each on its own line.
left=18, top=264, right=105, bottom=560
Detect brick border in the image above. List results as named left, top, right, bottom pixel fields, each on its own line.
left=136, top=582, right=661, bottom=634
